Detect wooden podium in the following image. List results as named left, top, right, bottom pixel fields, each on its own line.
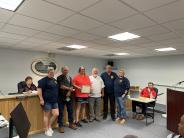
left=167, top=88, right=184, bottom=134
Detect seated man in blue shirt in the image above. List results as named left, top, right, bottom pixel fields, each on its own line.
left=114, top=69, right=130, bottom=124
left=37, top=68, right=59, bottom=137
left=101, top=65, right=117, bottom=121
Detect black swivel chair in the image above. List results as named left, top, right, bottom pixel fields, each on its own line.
left=17, top=81, right=26, bottom=94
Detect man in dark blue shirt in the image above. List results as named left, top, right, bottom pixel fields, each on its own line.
left=114, top=69, right=130, bottom=124
left=101, top=65, right=117, bottom=121
left=38, top=68, right=59, bottom=137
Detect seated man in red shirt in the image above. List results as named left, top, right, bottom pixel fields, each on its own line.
left=132, top=82, right=157, bottom=120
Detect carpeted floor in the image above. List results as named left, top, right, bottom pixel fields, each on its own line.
left=29, top=112, right=170, bottom=138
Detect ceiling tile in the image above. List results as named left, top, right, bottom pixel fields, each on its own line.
left=92, top=37, right=118, bottom=45
left=147, top=32, right=179, bottom=41
left=123, top=38, right=152, bottom=45
left=0, top=37, right=21, bottom=44
left=8, top=14, right=52, bottom=31
left=88, top=24, right=120, bottom=37
left=159, top=38, right=184, bottom=45
left=45, top=25, right=79, bottom=36
left=163, top=19, right=184, bottom=32
left=81, top=0, right=137, bottom=23
left=60, top=14, right=103, bottom=31
left=145, top=0, right=184, bottom=23
left=17, top=41, right=43, bottom=48
left=121, top=0, right=176, bottom=11
left=1, top=24, right=39, bottom=36
left=0, top=32, right=27, bottom=40
left=58, top=37, right=87, bottom=45
left=44, top=0, right=100, bottom=12
left=72, top=33, right=99, bottom=41
left=17, top=0, right=74, bottom=23
left=132, top=25, right=170, bottom=37
left=21, top=38, right=52, bottom=45
left=33, top=32, right=64, bottom=41
left=111, top=14, right=155, bottom=30
left=0, top=22, right=4, bottom=29
left=0, top=8, right=14, bottom=23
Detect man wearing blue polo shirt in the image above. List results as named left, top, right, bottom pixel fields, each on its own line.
left=101, top=65, right=117, bottom=121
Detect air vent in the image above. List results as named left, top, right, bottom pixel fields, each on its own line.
left=104, top=54, right=116, bottom=57
left=57, top=47, right=76, bottom=51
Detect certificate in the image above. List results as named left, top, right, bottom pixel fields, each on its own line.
left=81, top=85, right=91, bottom=93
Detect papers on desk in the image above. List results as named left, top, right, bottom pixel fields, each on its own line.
left=23, top=91, right=38, bottom=94
left=81, top=85, right=91, bottom=93
left=31, top=91, right=38, bottom=94
left=128, top=96, right=155, bottom=103
left=0, top=115, right=9, bottom=128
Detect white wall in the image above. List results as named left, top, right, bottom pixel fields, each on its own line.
left=115, top=55, right=184, bottom=105
left=0, top=48, right=106, bottom=95
left=1, top=47, right=183, bottom=105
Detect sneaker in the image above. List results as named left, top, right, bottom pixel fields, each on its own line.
left=69, top=123, right=77, bottom=130
left=45, top=130, right=53, bottom=136
left=119, top=119, right=126, bottom=124
left=49, top=128, right=54, bottom=134
left=58, top=127, right=65, bottom=133
left=81, top=119, right=89, bottom=123
left=75, top=122, right=82, bottom=127
left=115, top=117, right=120, bottom=123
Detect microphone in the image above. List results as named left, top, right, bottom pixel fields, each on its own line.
left=177, top=81, right=184, bottom=85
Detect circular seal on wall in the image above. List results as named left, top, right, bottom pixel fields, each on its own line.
left=31, top=58, right=58, bottom=76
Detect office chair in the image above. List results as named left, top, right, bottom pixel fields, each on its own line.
left=17, top=81, right=26, bottom=94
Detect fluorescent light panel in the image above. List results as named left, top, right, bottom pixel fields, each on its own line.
left=66, top=45, right=87, bottom=49
left=114, top=53, right=129, bottom=56
left=0, top=0, right=24, bottom=11
left=155, top=47, right=176, bottom=52
left=108, top=32, right=140, bottom=41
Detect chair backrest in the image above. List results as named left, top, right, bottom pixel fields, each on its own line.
left=17, top=81, right=26, bottom=93
left=153, top=87, right=159, bottom=99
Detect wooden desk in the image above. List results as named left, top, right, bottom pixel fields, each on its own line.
left=167, top=89, right=184, bottom=134
left=0, top=91, right=136, bottom=135
left=0, top=93, right=44, bottom=135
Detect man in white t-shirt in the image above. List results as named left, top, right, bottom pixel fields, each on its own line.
left=89, top=67, right=105, bottom=122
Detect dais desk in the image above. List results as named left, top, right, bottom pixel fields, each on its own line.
left=0, top=93, right=44, bottom=135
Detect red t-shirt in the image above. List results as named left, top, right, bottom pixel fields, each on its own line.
left=140, top=87, right=157, bottom=98
left=73, top=74, right=91, bottom=98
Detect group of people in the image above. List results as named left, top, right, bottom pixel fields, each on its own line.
left=19, top=65, right=163, bottom=137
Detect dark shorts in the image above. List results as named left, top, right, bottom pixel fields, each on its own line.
left=43, top=102, right=58, bottom=111
left=76, top=97, right=88, bottom=104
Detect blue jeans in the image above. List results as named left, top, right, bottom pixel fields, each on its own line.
left=115, top=97, right=127, bottom=119
left=58, top=101, right=73, bottom=127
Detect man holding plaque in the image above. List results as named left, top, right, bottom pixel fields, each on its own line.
left=101, top=65, right=117, bottom=121
left=57, top=66, right=77, bottom=133
left=73, top=66, right=91, bottom=127
left=89, top=68, right=105, bottom=122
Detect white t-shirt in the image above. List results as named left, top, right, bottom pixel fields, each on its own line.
left=167, top=134, right=181, bottom=138
left=89, top=75, right=105, bottom=98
